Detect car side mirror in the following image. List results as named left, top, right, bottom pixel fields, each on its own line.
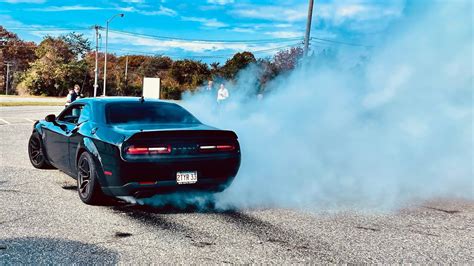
left=45, top=114, right=56, bottom=122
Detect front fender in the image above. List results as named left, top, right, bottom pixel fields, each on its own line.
left=33, top=121, right=44, bottom=135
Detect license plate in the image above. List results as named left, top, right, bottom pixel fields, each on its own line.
left=176, top=171, right=198, bottom=184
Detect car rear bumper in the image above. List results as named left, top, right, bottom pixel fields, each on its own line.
left=98, top=154, right=240, bottom=198
left=102, top=176, right=234, bottom=198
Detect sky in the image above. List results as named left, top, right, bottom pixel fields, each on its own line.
left=0, top=0, right=407, bottom=62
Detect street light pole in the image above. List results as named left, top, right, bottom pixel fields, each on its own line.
left=103, top=13, right=124, bottom=96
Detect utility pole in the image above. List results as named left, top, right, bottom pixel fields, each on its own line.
left=303, top=0, right=315, bottom=57
left=93, top=25, right=100, bottom=97
left=5, top=63, right=11, bottom=95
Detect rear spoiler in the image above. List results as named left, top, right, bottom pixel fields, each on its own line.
left=126, top=130, right=238, bottom=142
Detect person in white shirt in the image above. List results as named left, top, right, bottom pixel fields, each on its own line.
left=217, top=83, right=229, bottom=104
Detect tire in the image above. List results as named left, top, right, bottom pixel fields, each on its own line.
left=28, top=132, right=54, bottom=169
left=77, top=151, right=107, bottom=205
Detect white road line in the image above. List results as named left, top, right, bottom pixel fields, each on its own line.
left=23, top=118, right=35, bottom=122
left=0, top=118, right=11, bottom=124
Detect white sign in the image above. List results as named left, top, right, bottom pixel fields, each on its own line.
left=143, top=77, right=161, bottom=99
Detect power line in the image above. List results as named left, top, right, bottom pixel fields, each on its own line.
left=106, top=42, right=303, bottom=59
left=311, top=37, right=372, bottom=48
left=106, top=29, right=304, bottom=44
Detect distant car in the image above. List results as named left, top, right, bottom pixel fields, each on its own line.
left=28, top=97, right=241, bottom=205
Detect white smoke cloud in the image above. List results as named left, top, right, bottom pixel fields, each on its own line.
left=175, top=1, right=474, bottom=211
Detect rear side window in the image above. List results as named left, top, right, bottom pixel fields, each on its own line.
left=106, top=102, right=200, bottom=124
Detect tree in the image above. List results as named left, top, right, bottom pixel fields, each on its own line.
left=272, top=47, right=303, bottom=74
left=0, top=26, right=36, bottom=93
left=256, top=57, right=277, bottom=91
left=170, top=59, right=210, bottom=87
left=60, top=32, right=91, bottom=59
left=17, top=34, right=89, bottom=96
left=220, top=51, right=256, bottom=80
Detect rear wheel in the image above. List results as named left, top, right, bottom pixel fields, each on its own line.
left=28, top=132, right=53, bottom=169
left=77, top=151, right=106, bottom=205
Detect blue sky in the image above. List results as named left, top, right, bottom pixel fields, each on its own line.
left=0, top=0, right=407, bottom=62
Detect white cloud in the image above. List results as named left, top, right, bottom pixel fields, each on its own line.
left=1, top=0, right=45, bottom=3
left=230, top=27, right=255, bottom=34
left=317, top=2, right=404, bottom=25
left=181, top=16, right=227, bottom=28
left=117, top=5, right=177, bottom=16
left=264, top=31, right=302, bottom=38
left=0, top=14, right=24, bottom=27
left=275, top=23, right=293, bottom=28
left=28, top=5, right=104, bottom=12
left=230, top=4, right=307, bottom=22
left=207, top=0, right=234, bottom=5
left=149, top=5, right=177, bottom=16
left=107, top=31, right=286, bottom=55
left=26, top=3, right=176, bottom=16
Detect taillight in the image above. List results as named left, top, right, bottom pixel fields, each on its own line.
left=126, top=145, right=171, bottom=155
left=199, top=144, right=235, bottom=152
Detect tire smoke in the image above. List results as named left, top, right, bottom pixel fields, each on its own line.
left=178, top=1, right=473, bottom=211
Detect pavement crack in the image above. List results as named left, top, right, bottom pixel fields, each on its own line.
left=355, top=226, right=380, bottom=232
left=267, top=238, right=288, bottom=244
left=0, top=215, right=29, bottom=226
left=114, top=232, right=133, bottom=238
left=423, top=206, right=461, bottom=214
left=410, top=230, right=440, bottom=237
left=0, top=189, right=20, bottom=193
left=191, top=241, right=215, bottom=248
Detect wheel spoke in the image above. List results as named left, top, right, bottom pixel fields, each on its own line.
left=78, top=157, right=92, bottom=197
left=31, top=150, right=40, bottom=159
left=79, top=165, right=89, bottom=175
left=29, top=136, right=44, bottom=165
left=30, top=139, right=39, bottom=149
left=79, top=180, right=89, bottom=193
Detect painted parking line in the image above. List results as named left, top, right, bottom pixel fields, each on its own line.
left=0, top=118, right=11, bottom=125
left=23, top=118, right=35, bottom=122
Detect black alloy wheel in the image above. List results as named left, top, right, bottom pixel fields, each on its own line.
left=77, top=152, right=106, bottom=205
left=28, top=132, right=53, bottom=169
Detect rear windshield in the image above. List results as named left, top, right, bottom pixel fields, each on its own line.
left=106, top=102, right=200, bottom=124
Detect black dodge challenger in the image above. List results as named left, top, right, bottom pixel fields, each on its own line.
left=28, top=97, right=241, bottom=204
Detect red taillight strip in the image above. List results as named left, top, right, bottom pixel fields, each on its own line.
left=126, top=145, right=171, bottom=155
left=126, top=147, right=149, bottom=155
left=216, top=145, right=235, bottom=151
left=199, top=144, right=235, bottom=152
left=139, top=181, right=156, bottom=185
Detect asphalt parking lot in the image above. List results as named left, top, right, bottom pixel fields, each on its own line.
left=0, top=106, right=473, bottom=263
